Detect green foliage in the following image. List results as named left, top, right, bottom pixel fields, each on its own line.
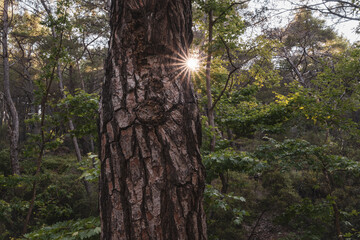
left=217, top=96, right=293, bottom=137
left=23, top=217, right=100, bottom=240
left=55, top=89, right=99, bottom=137
left=1, top=0, right=360, bottom=239
left=193, top=0, right=247, bottom=52
left=204, top=185, right=248, bottom=240
left=278, top=198, right=334, bottom=240
left=192, top=5, right=360, bottom=239
left=0, top=155, right=97, bottom=238
left=255, top=137, right=360, bottom=174
left=261, top=171, right=302, bottom=210
left=284, top=9, right=336, bottom=48
left=0, top=174, right=31, bottom=239
left=203, top=148, right=265, bottom=182
left=1, top=0, right=104, bottom=239
left=78, top=153, right=100, bottom=182
left=0, top=149, right=11, bottom=176
left=24, top=89, right=98, bottom=160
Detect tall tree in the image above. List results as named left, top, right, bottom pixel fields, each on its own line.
left=300, top=0, right=360, bottom=21
left=194, top=0, right=248, bottom=152
left=2, top=0, right=20, bottom=175
left=38, top=0, right=95, bottom=196
left=267, top=9, right=341, bottom=87
left=100, top=0, right=207, bottom=239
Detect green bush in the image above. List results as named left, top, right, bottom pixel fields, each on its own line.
left=23, top=217, right=100, bottom=240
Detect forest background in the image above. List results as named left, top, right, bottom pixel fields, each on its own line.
left=0, top=0, right=360, bottom=239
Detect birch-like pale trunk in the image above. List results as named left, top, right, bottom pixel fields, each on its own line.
left=3, top=0, right=20, bottom=175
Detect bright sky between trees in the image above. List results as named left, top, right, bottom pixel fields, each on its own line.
left=248, top=0, right=359, bottom=43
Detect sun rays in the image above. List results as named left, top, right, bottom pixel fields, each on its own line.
left=166, top=47, right=206, bottom=84
left=186, top=57, right=200, bottom=71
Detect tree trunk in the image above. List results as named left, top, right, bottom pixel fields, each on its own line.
left=100, top=1, right=207, bottom=239
left=205, top=10, right=216, bottom=152
left=322, top=168, right=344, bottom=240
left=76, top=62, right=86, bottom=91
left=57, top=63, right=92, bottom=196
left=69, top=64, right=75, bottom=94
left=42, top=0, right=92, bottom=194
left=219, top=172, right=228, bottom=194
left=23, top=52, right=39, bottom=136
left=2, top=0, right=20, bottom=175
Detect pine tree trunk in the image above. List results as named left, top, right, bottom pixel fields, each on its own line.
left=3, top=0, right=20, bottom=175
left=100, top=1, right=207, bottom=239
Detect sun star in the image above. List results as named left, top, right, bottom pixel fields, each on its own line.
left=186, top=57, right=200, bottom=71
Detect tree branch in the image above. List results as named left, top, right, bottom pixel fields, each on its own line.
left=212, top=0, right=250, bottom=25
left=210, top=35, right=240, bottom=111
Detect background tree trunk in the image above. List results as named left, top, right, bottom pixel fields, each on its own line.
left=205, top=9, right=216, bottom=152
left=100, top=0, right=207, bottom=239
left=3, top=0, right=20, bottom=175
left=57, top=64, right=92, bottom=197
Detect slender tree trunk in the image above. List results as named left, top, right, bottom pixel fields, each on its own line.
left=76, top=62, right=96, bottom=156
left=22, top=49, right=39, bottom=136
left=322, top=127, right=343, bottom=240
left=2, top=0, right=20, bottom=175
left=57, top=64, right=91, bottom=196
left=204, top=9, right=229, bottom=193
left=23, top=32, right=65, bottom=235
left=76, top=62, right=86, bottom=91
left=205, top=10, right=216, bottom=152
left=100, top=1, right=207, bottom=239
left=41, top=0, right=92, bottom=195
left=0, top=95, right=3, bottom=126
left=26, top=69, right=39, bottom=135
left=322, top=168, right=344, bottom=240
left=219, top=172, right=228, bottom=194
left=69, top=64, right=75, bottom=94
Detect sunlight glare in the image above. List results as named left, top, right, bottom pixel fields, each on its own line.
left=186, top=57, right=200, bottom=71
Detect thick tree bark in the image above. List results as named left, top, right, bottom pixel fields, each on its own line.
left=100, top=1, right=207, bottom=239
left=3, top=0, right=20, bottom=175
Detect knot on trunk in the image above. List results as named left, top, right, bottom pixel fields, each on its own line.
left=136, top=99, right=165, bottom=124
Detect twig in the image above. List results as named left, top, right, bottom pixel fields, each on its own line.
left=248, top=210, right=267, bottom=240
left=210, top=35, right=240, bottom=111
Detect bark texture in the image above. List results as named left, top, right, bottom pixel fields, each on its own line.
left=100, top=0, right=207, bottom=239
left=3, top=0, right=20, bottom=175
